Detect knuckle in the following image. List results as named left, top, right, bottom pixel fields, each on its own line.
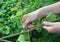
left=22, top=14, right=28, bottom=22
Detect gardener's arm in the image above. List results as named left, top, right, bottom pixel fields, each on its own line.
left=37, top=2, right=60, bottom=17
left=22, top=2, right=60, bottom=29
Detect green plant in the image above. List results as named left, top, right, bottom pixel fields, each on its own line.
left=0, top=0, right=60, bottom=42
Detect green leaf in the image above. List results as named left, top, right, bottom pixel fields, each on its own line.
left=44, top=12, right=57, bottom=22
left=16, top=29, right=30, bottom=42
left=0, top=18, right=4, bottom=22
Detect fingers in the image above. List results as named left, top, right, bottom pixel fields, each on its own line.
left=27, top=24, right=34, bottom=29
left=43, top=26, right=54, bottom=32
left=26, top=22, right=34, bottom=28
left=22, top=14, right=28, bottom=23
left=42, top=21, right=54, bottom=26
left=22, top=14, right=29, bottom=27
left=42, top=21, right=55, bottom=33
left=24, top=22, right=34, bottom=30
left=22, top=18, right=29, bottom=27
left=22, top=17, right=34, bottom=28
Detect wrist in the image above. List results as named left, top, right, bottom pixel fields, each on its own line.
left=37, top=5, right=52, bottom=18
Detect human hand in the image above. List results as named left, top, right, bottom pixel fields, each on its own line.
left=42, top=21, right=60, bottom=33
left=22, top=11, right=39, bottom=28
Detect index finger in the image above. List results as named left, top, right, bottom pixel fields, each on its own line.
left=42, top=21, right=54, bottom=26
left=22, top=15, right=28, bottom=23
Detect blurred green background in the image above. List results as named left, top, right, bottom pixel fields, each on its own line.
left=0, top=0, right=60, bottom=42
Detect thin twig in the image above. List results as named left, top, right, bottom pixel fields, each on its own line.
left=0, top=28, right=35, bottom=40
left=0, top=25, right=41, bottom=40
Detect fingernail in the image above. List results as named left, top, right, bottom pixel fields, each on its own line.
left=22, top=25, right=25, bottom=28
left=43, top=21, right=48, bottom=24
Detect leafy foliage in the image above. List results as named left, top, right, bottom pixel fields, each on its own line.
left=0, top=0, right=60, bottom=42
left=44, top=12, right=57, bottom=22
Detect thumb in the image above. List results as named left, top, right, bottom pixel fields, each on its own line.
left=43, top=26, right=53, bottom=32
left=22, top=18, right=30, bottom=28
